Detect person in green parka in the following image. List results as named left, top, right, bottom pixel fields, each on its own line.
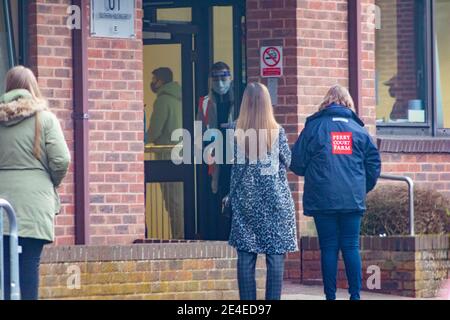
left=0, top=66, right=70, bottom=300
left=147, top=67, right=183, bottom=239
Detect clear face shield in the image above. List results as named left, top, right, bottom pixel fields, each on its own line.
left=211, top=70, right=232, bottom=95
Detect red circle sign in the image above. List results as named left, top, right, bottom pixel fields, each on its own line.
left=263, top=47, right=281, bottom=67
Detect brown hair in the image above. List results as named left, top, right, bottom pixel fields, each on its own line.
left=318, top=84, right=355, bottom=111
left=5, top=66, right=46, bottom=160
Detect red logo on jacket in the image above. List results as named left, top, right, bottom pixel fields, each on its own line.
left=331, top=132, right=353, bottom=155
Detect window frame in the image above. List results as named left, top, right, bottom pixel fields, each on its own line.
left=1, top=0, right=16, bottom=68
left=376, top=0, right=450, bottom=137
left=433, top=0, right=450, bottom=136
left=1, top=0, right=28, bottom=68
left=376, top=0, right=434, bottom=136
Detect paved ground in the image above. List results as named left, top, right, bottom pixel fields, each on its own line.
left=281, top=282, right=440, bottom=300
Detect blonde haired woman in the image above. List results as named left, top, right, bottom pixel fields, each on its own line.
left=0, top=66, right=70, bottom=300
left=291, top=85, right=381, bottom=300
left=228, top=82, right=298, bottom=300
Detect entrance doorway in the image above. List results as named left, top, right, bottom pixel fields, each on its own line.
left=142, top=0, right=246, bottom=240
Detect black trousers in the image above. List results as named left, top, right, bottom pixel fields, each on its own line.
left=2, top=236, right=47, bottom=300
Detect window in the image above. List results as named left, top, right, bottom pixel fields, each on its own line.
left=376, top=0, right=450, bottom=136
left=0, top=0, right=26, bottom=95
left=213, top=6, right=234, bottom=76
left=157, top=8, right=192, bottom=23
left=0, top=1, right=14, bottom=95
left=435, top=0, right=450, bottom=131
left=375, top=0, right=428, bottom=127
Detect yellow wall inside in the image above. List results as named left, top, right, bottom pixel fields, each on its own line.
left=143, top=44, right=183, bottom=239
left=143, top=44, right=182, bottom=135
left=213, top=6, right=234, bottom=74
left=375, top=0, right=398, bottom=122
left=157, top=8, right=192, bottom=22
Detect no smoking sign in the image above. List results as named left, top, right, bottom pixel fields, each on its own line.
left=261, top=46, right=283, bottom=78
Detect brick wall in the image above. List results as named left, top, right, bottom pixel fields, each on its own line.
left=380, top=153, right=450, bottom=199
left=301, top=235, right=450, bottom=298
left=86, top=0, right=145, bottom=245
left=39, top=242, right=267, bottom=300
left=246, top=0, right=360, bottom=281
left=27, top=0, right=146, bottom=245
left=247, top=0, right=351, bottom=238
left=361, top=0, right=376, bottom=133
left=28, top=0, right=75, bottom=245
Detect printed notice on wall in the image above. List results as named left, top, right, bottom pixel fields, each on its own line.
left=91, top=0, right=135, bottom=39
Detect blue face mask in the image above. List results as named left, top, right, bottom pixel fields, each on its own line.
left=212, top=79, right=231, bottom=95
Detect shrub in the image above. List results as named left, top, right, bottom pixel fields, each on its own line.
left=362, top=185, right=450, bottom=236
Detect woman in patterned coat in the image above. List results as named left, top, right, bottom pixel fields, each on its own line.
left=228, top=82, right=298, bottom=300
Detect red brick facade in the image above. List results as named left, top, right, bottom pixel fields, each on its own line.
left=28, top=0, right=145, bottom=245
left=28, top=0, right=76, bottom=245
left=85, top=0, right=145, bottom=245
left=25, top=0, right=449, bottom=249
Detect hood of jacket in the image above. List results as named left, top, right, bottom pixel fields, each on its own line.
left=305, top=104, right=365, bottom=127
left=0, top=89, right=48, bottom=127
left=157, top=81, right=182, bottom=101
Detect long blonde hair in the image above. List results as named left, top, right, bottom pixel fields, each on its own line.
left=5, top=66, right=46, bottom=160
left=236, top=82, right=279, bottom=160
left=318, top=85, right=355, bottom=111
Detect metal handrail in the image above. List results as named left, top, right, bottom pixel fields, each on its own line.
left=379, top=174, right=415, bottom=236
left=0, top=199, right=21, bottom=300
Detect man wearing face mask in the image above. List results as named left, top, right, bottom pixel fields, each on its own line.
left=148, top=67, right=184, bottom=239
left=197, top=62, right=235, bottom=240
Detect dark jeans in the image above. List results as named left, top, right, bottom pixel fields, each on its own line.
left=2, top=236, right=47, bottom=300
left=237, top=250, right=285, bottom=300
left=313, top=213, right=362, bottom=300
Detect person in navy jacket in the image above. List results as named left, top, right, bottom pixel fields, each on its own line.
left=290, top=85, right=381, bottom=300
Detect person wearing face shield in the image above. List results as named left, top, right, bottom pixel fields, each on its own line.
left=197, top=62, right=236, bottom=240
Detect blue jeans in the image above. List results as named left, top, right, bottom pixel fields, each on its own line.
left=237, top=251, right=285, bottom=300
left=313, top=213, right=362, bottom=300
left=2, top=236, right=47, bottom=300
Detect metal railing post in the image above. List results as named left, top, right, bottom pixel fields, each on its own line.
left=0, top=199, right=21, bottom=300
left=379, top=174, right=415, bottom=236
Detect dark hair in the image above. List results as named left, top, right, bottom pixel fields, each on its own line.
left=211, top=61, right=230, bottom=75
left=152, top=67, right=173, bottom=84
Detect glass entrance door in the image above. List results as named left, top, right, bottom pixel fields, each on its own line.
left=143, top=33, right=196, bottom=240
left=142, top=0, right=246, bottom=241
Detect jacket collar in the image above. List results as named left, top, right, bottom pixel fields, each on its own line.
left=306, top=104, right=365, bottom=127
left=0, top=89, right=48, bottom=126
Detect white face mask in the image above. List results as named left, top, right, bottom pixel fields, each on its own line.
left=212, top=79, right=232, bottom=95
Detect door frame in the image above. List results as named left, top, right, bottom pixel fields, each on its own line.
left=143, top=33, right=196, bottom=239
left=142, top=0, right=246, bottom=240
left=1, top=0, right=16, bottom=67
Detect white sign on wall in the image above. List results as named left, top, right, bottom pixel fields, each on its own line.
left=91, top=0, right=135, bottom=39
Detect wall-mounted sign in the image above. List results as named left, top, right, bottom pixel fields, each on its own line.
left=91, top=0, right=135, bottom=39
left=261, top=46, right=283, bottom=78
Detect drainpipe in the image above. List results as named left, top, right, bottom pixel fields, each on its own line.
left=72, top=0, right=90, bottom=245
left=348, top=0, right=362, bottom=114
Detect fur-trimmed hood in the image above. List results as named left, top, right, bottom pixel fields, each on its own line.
left=0, top=89, right=48, bottom=127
